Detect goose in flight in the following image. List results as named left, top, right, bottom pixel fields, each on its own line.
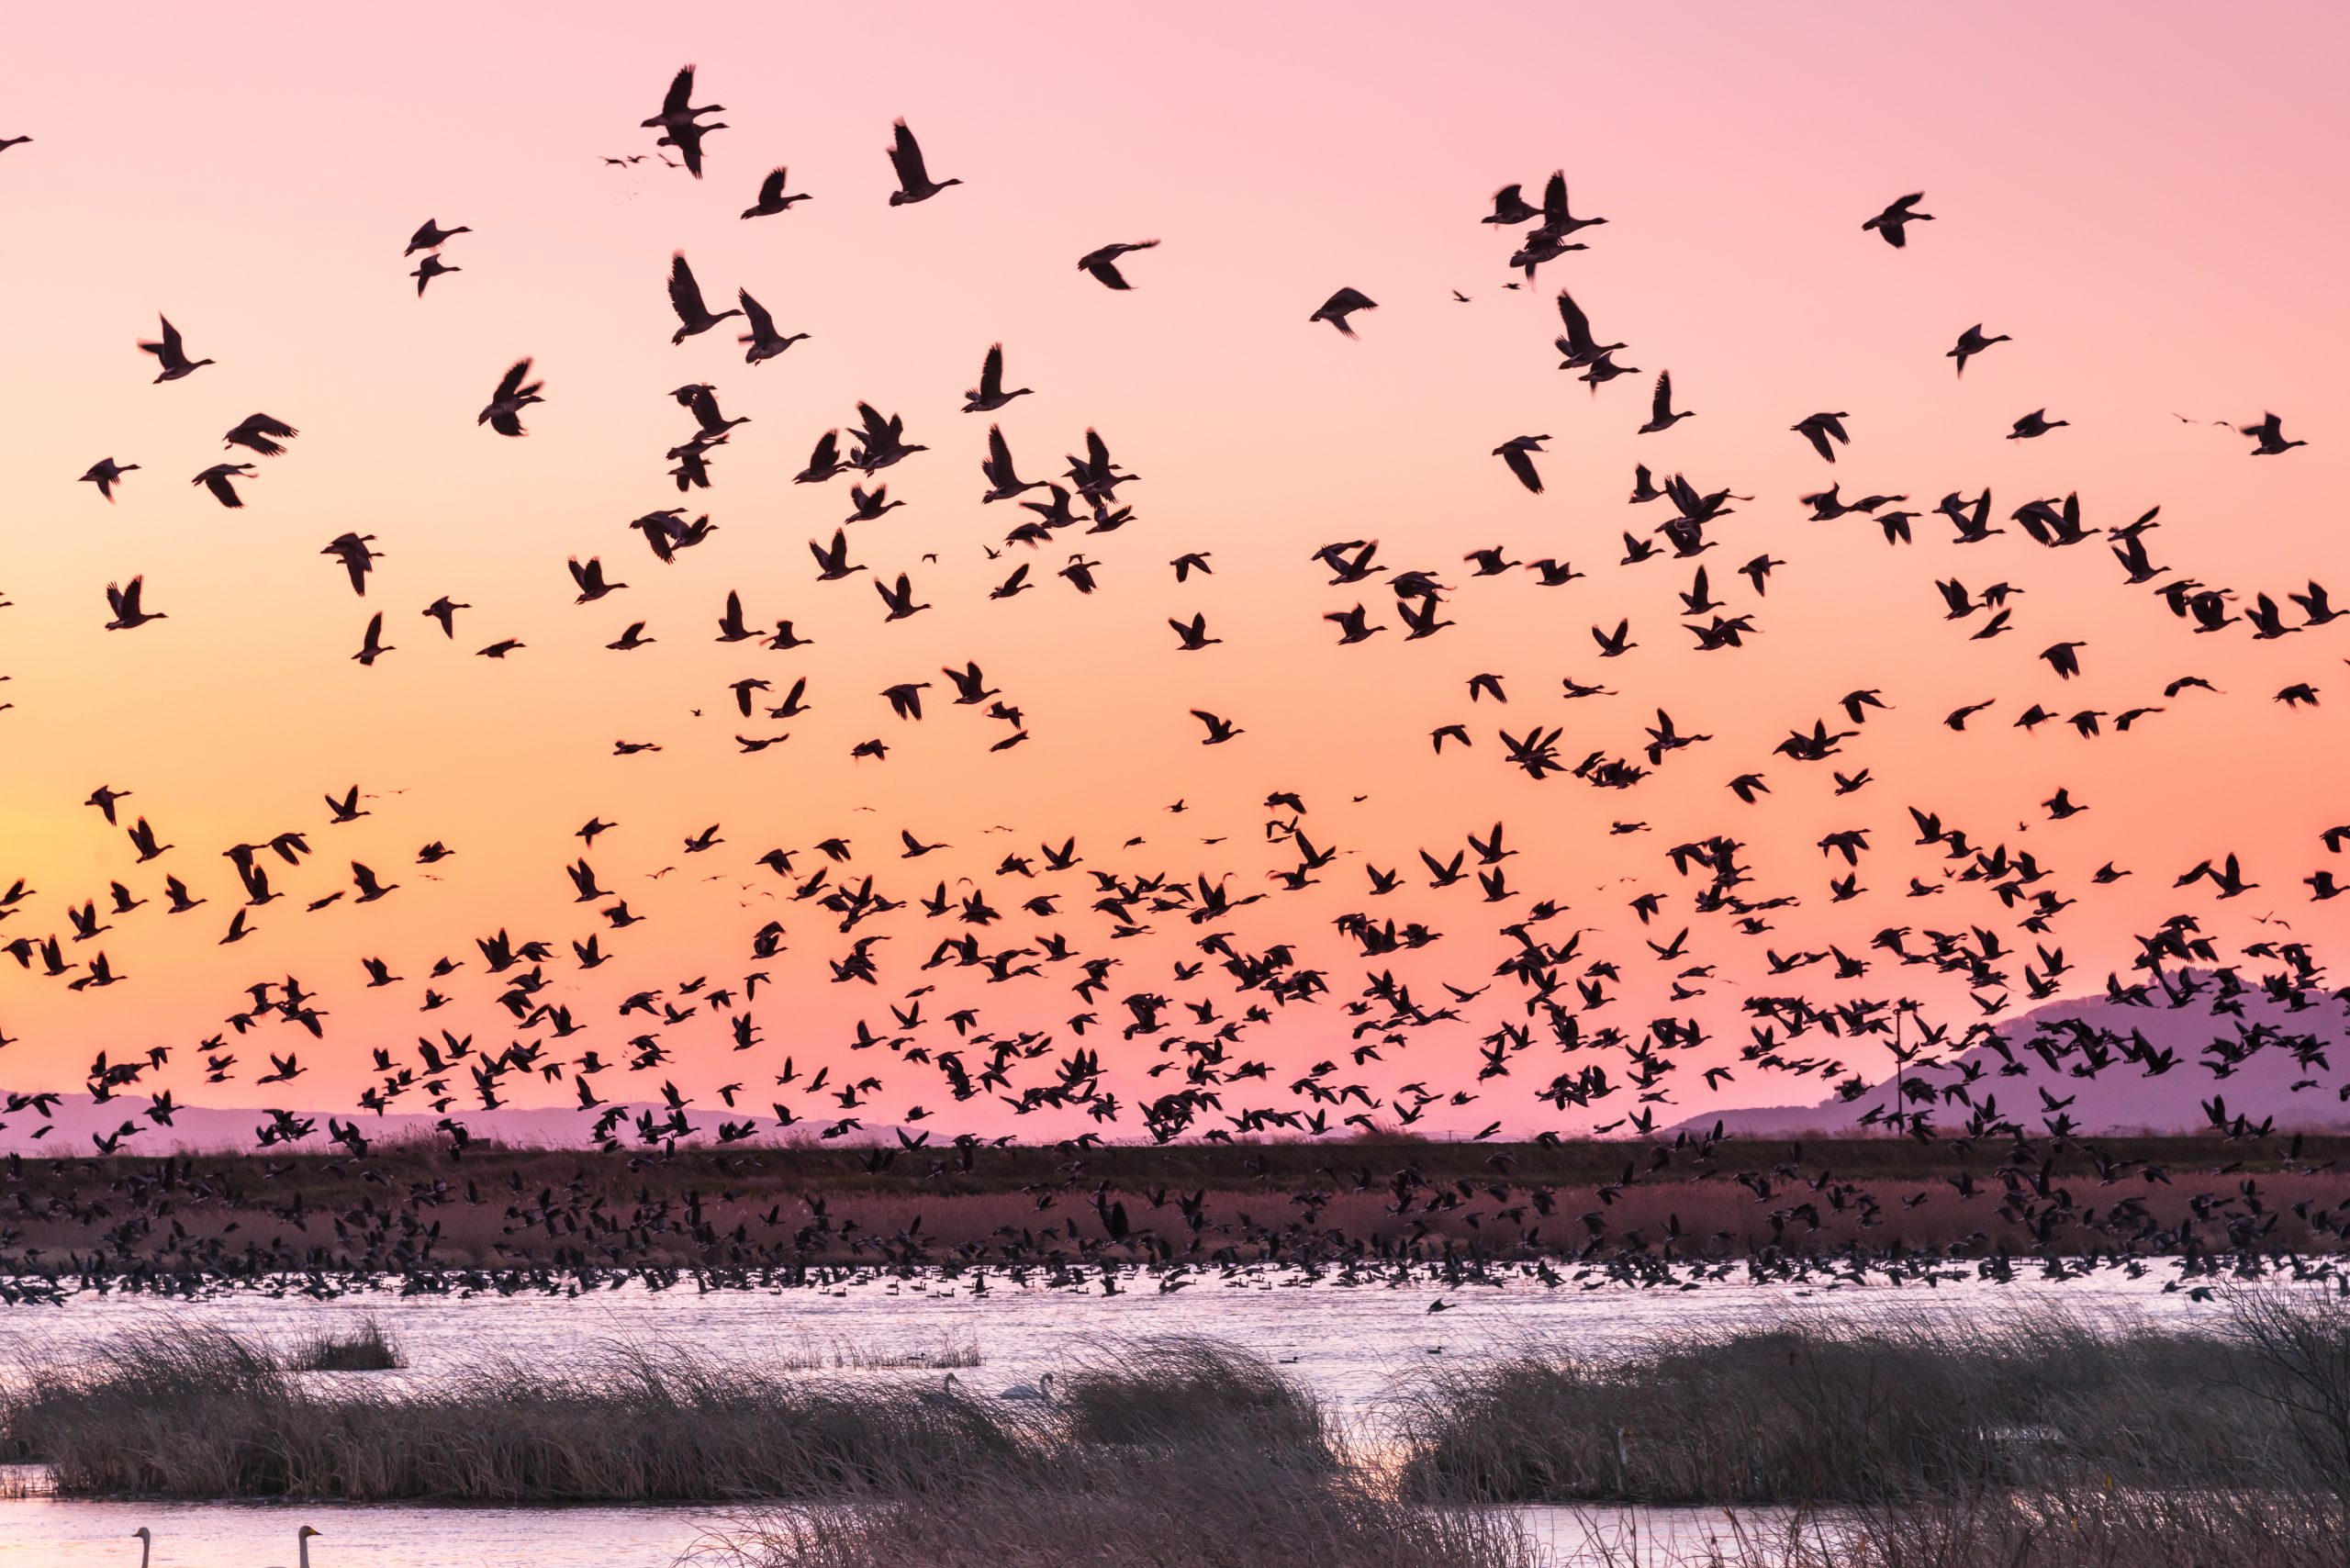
left=886, top=118, right=959, bottom=205
left=1192, top=710, right=1242, bottom=745
left=1792, top=411, right=1850, bottom=462
left=643, top=65, right=725, bottom=176
left=569, top=556, right=625, bottom=602
left=667, top=253, right=741, bottom=343
left=1532, top=170, right=1607, bottom=237
left=980, top=425, right=1047, bottom=502
left=789, top=431, right=845, bottom=485
left=847, top=402, right=925, bottom=471
left=1309, top=287, right=1378, bottom=337
left=1947, top=323, right=2009, bottom=375
left=1482, top=183, right=1540, bottom=224
left=1862, top=192, right=1932, bottom=247
left=2241, top=412, right=2306, bottom=455
left=875, top=572, right=928, bottom=621
left=845, top=484, right=903, bottom=523
left=137, top=315, right=212, bottom=382
left=1079, top=240, right=1160, bottom=289
left=962, top=343, right=1032, bottom=411
left=1639, top=372, right=1694, bottom=433
left=192, top=463, right=256, bottom=508
left=79, top=458, right=139, bottom=500
left=809, top=529, right=864, bottom=581
left=736, top=288, right=807, bottom=364
left=404, top=218, right=470, bottom=254
left=2007, top=409, right=2068, bottom=440
left=1493, top=435, right=1549, bottom=494
left=1552, top=288, right=1624, bottom=368
left=223, top=413, right=300, bottom=457
left=104, top=577, right=164, bottom=630
left=352, top=612, right=392, bottom=666
left=322, top=533, right=382, bottom=595
left=410, top=253, right=460, bottom=295
left=478, top=358, right=543, bottom=436
left=741, top=166, right=810, bottom=218
left=422, top=596, right=468, bottom=637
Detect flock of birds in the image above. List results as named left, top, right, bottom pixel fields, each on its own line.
left=3, top=70, right=2349, bottom=1295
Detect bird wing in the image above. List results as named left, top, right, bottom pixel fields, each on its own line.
left=757, top=166, right=785, bottom=203
left=1503, top=447, right=1541, bottom=494
left=890, top=120, right=930, bottom=187
left=669, top=253, right=710, bottom=321
left=1652, top=371, right=1673, bottom=420
left=1555, top=289, right=1592, bottom=352
left=979, top=342, right=1003, bottom=394
left=662, top=65, right=694, bottom=117
left=738, top=288, right=776, bottom=340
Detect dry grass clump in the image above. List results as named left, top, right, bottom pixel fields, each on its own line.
left=1056, top=1336, right=1330, bottom=1458
left=698, top=1349, right=1516, bottom=1568
left=3, top=1326, right=1036, bottom=1501
left=698, top=1461, right=1536, bottom=1568
left=770, top=1337, right=982, bottom=1372
left=1395, top=1293, right=2350, bottom=1506
left=286, top=1314, right=406, bottom=1372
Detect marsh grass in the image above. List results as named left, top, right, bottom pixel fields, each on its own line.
left=1393, top=1294, right=2349, bottom=1506
left=1057, top=1335, right=1331, bottom=1458
left=697, top=1348, right=1515, bottom=1568
left=285, top=1314, right=405, bottom=1372
left=768, top=1337, right=983, bottom=1372
left=3, top=1326, right=1038, bottom=1501
left=695, top=1461, right=1538, bottom=1568
left=3, top=1331, right=1323, bottom=1506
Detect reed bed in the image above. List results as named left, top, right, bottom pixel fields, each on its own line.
left=1393, top=1292, right=2350, bottom=1506
left=767, top=1336, right=983, bottom=1372
left=3, top=1325, right=1035, bottom=1501
left=285, top=1313, right=406, bottom=1372
left=1056, top=1334, right=1330, bottom=1457
left=695, top=1459, right=1538, bottom=1568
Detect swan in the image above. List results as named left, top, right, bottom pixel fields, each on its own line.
left=131, top=1528, right=151, bottom=1568
left=271, top=1525, right=322, bottom=1568
left=998, top=1371, right=1055, bottom=1401
left=916, top=1371, right=960, bottom=1406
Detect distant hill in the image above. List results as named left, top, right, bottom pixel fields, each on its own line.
left=1677, top=980, right=2350, bottom=1137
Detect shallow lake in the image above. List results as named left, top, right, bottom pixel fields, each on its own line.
left=0, top=1262, right=2240, bottom=1565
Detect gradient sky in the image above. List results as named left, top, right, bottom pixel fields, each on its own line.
left=3, top=2, right=2348, bottom=1138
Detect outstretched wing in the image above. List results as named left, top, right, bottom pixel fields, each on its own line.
left=890, top=119, right=930, bottom=187
left=668, top=253, right=710, bottom=322
left=737, top=288, right=776, bottom=341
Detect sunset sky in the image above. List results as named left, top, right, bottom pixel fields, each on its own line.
left=3, top=2, right=2347, bottom=1140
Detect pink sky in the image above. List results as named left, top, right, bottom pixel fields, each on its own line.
left=2, top=2, right=2347, bottom=1138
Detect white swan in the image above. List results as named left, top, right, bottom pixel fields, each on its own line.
left=998, top=1371, right=1055, bottom=1401
left=269, top=1525, right=322, bottom=1568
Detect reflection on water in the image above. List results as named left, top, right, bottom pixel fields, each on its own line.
left=0, top=1265, right=2221, bottom=1565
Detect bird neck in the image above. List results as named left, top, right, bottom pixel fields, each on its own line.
left=298, top=1536, right=310, bottom=1568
